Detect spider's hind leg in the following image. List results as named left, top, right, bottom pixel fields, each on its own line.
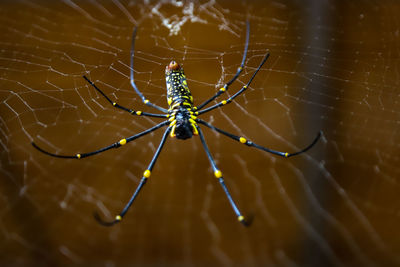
left=94, top=126, right=171, bottom=226
left=197, top=119, right=321, bottom=158
left=196, top=125, right=251, bottom=227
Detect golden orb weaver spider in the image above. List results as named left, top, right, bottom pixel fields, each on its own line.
left=32, top=22, right=321, bottom=227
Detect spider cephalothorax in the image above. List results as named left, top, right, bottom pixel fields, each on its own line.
left=32, top=22, right=321, bottom=227
left=170, top=105, right=197, bottom=140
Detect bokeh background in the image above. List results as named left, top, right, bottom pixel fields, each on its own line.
left=1, top=0, right=399, bottom=266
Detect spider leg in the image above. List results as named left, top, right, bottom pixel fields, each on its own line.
left=197, top=52, right=270, bottom=115
left=94, top=126, right=171, bottom=226
left=130, top=27, right=168, bottom=113
left=197, top=119, right=321, bottom=157
left=197, top=125, right=251, bottom=226
left=83, top=76, right=167, bottom=118
left=196, top=21, right=250, bottom=110
left=32, top=121, right=169, bottom=159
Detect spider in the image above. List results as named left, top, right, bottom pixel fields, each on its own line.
left=32, top=22, right=321, bottom=227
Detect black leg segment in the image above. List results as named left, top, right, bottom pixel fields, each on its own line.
left=196, top=125, right=251, bottom=226
left=32, top=121, right=169, bottom=159
left=129, top=27, right=168, bottom=113
left=94, top=126, right=171, bottom=226
left=197, top=119, right=321, bottom=158
left=83, top=75, right=167, bottom=118
left=196, top=21, right=250, bottom=110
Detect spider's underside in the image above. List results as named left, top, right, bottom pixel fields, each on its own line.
left=32, top=22, right=321, bottom=227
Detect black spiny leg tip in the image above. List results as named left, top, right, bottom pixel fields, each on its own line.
left=32, top=141, right=45, bottom=153
left=93, top=212, right=122, bottom=227
left=313, top=130, right=323, bottom=145
left=238, top=214, right=254, bottom=227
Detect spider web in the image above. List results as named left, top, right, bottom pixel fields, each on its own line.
left=1, top=0, right=399, bottom=266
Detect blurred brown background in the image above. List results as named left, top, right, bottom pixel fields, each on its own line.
left=1, top=0, right=399, bottom=266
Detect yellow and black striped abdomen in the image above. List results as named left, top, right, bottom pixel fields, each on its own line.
left=165, top=61, right=193, bottom=108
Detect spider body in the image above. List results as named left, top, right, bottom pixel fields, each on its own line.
left=32, top=22, right=321, bottom=227
left=166, top=61, right=193, bottom=106
left=169, top=105, right=197, bottom=140
left=165, top=60, right=198, bottom=139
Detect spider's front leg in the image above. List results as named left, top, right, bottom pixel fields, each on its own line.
left=129, top=27, right=168, bottom=113
left=196, top=21, right=250, bottom=111
left=197, top=52, right=270, bottom=115
left=83, top=75, right=167, bottom=118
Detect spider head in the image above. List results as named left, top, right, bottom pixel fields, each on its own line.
left=165, top=60, right=182, bottom=74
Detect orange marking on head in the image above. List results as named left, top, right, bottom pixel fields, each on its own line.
left=167, top=61, right=180, bottom=71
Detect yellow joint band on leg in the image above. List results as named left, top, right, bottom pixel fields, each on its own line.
left=284, top=153, right=289, bottom=157
left=115, top=215, right=122, bottom=221
left=136, top=111, right=142, bottom=115
left=143, top=169, right=151, bottom=178
left=192, top=124, right=199, bottom=135
left=239, top=137, right=247, bottom=143
left=221, top=100, right=227, bottom=105
left=219, top=87, right=226, bottom=92
left=214, top=170, right=222, bottom=178
left=119, top=139, right=127, bottom=145
left=112, top=102, right=117, bottom=106
left=76, top=154, right=81, bottom=159
left=171, top=102, right=180, bottom=109
left=170, top=125, right=176, bottom=137
left=238, top=215, right=245, bottom=222
left=169, top=120, right=176, bottom=126
left=144, top=99, right=149, bottom=104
